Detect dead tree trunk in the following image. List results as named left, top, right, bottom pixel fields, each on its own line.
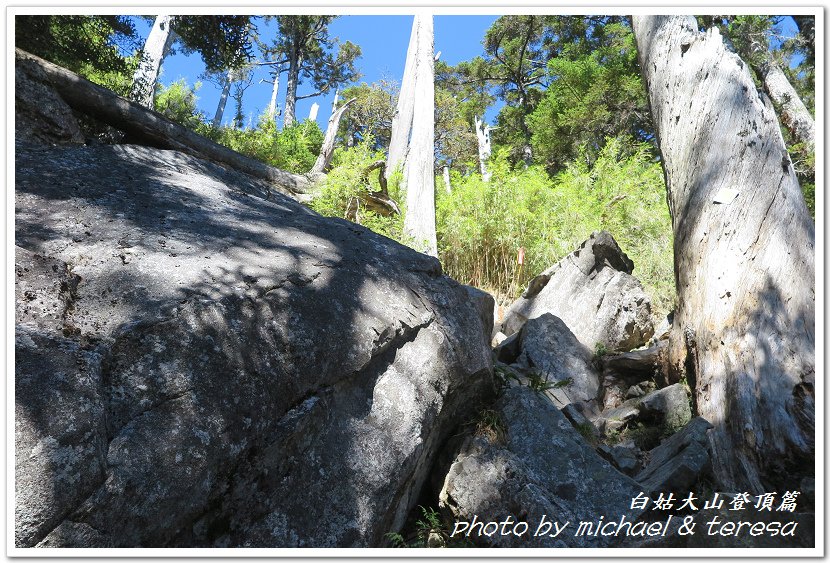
left=726, top=27, right=816, bottom=153
left=17, top=49, right=312, bottom=196
left=266, top=65, right=282, bottom=119
left=633, top=16, right=814, bottom=493
left=442, top=166, right=452, bottom=194
left=212, top=23, right=251, bottom=130
left=310, top=98, right=356, bottom=175
left=755, top=59, right=815, bottom=152
left=401, top=14, right=437, bottom=257
left=283, top=47, right=302, bottom=127
left=474, top=115, right=492, bottom=181
left=386, top=15, right=420, bottom=178
left=130, top=15, right=176, bottom=108
left=212, top=73, right=232, bottom=128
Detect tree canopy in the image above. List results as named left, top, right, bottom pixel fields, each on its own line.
left=16, top=15, right=138, bottom=92
left=260, top=16, right=362, bottom=125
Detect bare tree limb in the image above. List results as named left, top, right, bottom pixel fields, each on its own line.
left=310, top=97, right=356, bottom=175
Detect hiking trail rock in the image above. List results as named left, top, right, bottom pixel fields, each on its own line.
left=500, top=231, right=654, bottom=352
left=15, top=140, right=494, bottom=548
left=438, top=384, right=642, bottom=548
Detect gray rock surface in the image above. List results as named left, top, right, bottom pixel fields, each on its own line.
left=639, top=383, right=691, bottom=433
left=500, top=231, right=654, bottom=352
left=438, top=384, right=642, bottom=547
left=596, top=399, right=642, bottom=434
left=597, top=442, right=641, bottom=476
left=600, top=374, right=627, bottom=410
left=650, top=311, right=674, bottom=344
left=15, top=141, right=493, bottom=548
left=635, top=417, right=713, bottom=493
left=560, top=403, right=600, bottom=442
left=595, top=384, right=691, bottom=438
left=461, top=285, right=496, bottom=344
left=514, top=313, right=600, bottom=407
left=493, top=331, right=521, bottom=364
left=15, top=55, right=84, bottom=146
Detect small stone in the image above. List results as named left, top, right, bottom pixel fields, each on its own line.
left=427, top=531, right=445, bottom=548
left=626, top=384, right=645, bottom=399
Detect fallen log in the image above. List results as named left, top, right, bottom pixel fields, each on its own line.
left=343, top=160, right=401, bottom=222
left=602, top=340, right=668, bottom=383
left=15, top=48, right=313, bottom=196
left=359, top=160, right=400, bottom=215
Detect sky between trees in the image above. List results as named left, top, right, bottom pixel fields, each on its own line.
left=136, top=15, right=501, bottom=129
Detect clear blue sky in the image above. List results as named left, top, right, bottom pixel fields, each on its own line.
left=134, top=15, right=499, bottom=130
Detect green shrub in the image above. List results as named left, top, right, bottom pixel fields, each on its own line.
left=202, top=117, right=324, bottom=175
left=311, top=140, right=404, bottom=242
left=81, top=54, right=139, bottom=97
left=154, top=79, right=205, bottom=129
left=437, top=135, right=675, bottom=318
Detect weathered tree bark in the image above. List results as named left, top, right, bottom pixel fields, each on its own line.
left=474, top=115, right=492, bottom=181
left=442, top=166, right=452, bottom=194
left=283, top=46, right=302, bottom=127
left=386, top=15, right=420, bottom=178
left=755, top=58, right=815, bottom=152
left=602, top=341, right=669, bottom=383
left=402, top=15, right=437, bottom=257
left=212, top=73, right=232, bottom=128
left=310, top=98, right=356, bottom=175
left=633, top=17, right=814, bottom=493
left=17, top=49, right=312, bottom=196
left=267, top=67, right=281, bottom=119
left=130, top=15, right=176, bottom=108
left=725, top=22, right=816, bottom=154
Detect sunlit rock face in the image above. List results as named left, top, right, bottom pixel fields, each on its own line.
left=501, top=231, right=654, bottom=353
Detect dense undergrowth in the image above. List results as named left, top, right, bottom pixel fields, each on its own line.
left=314, top=137, right=676, bottom=319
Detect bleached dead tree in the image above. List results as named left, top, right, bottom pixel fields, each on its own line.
left=442, top=166, right=452, bottom=194
left=386, top=16, right=420, bottom=178
left=633, top=16, right=814, bottom=493
left=265, top=66, right=282, bottom=119
left=130, top=15, right=176, bottom=108
left=474, top=115, right=492, bottom=181
left=310, top=98, right=356, bottom=175
left=210, top=23, right=252, bottom=129
left=212, top=75, right=233, bottom=128
left=400, top=14, right=438, bottom=257
left=749, top=51, right=815, bottom=152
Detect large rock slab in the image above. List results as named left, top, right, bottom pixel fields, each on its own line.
left=438, top=384, right=642, bottom=547
left=635, top=417, right=713, bottom=493
left=15, top=54, right=84, bottom=146
left=500, top=231, right=654, bottom=352
left=15, top=141, right=493, bottom=547
left=639, top=383, right=692, bottom=433
left=595, top=383, right=691, bottom=437
left=514, top=313, right=600, bottom=407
